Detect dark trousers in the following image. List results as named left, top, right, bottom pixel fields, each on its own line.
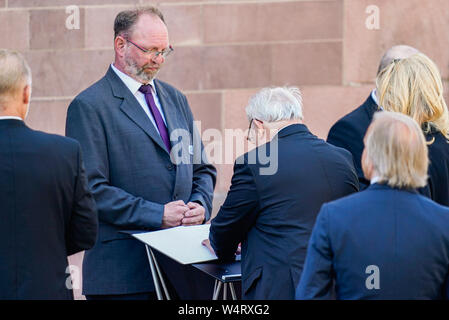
left=154, top=250, right=216, bottom=299
left=86, top=252, right=241, bottom=300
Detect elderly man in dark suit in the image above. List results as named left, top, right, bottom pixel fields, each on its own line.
left=297, top=112, right=449, bottom=300
left=0, top=50, right=98, bottom=299
left=327, top=45, right=419, bottom=189
left=204, top=87, right=359, bottom=300
left=66, top=7, right=216, bottom=300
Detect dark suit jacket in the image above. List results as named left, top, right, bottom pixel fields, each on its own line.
left=326, top=95, right=378, bottom=189
left=66, top=67, right=216, bottom=295
left=427, top=129, right=449, bottom=206
left=209, top=124, right=359, bottom=300
left=0, top=119, right=97, bottom=299
left=296, top=183, right=449, bottom=300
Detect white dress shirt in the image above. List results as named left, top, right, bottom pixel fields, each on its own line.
left=0, top=116, right=22, bottom=121
left=110, top=64, right=168, bottom=132
left=370, top=176, right=382, bottom=184
left=371, top=89, right=380, bottom=107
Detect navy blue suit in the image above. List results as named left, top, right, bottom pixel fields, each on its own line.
left=209, top=124, right=359, bottom=300
left=327, top=95, right=378, bottom=189
left=296, top=183, right=449, bottom=300
left=0, top=119, right=97, bottom=299
left=66, top=67, right=216, bottom=296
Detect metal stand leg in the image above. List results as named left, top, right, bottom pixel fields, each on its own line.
left=149, top=248, right=171, bottom=300
left=213, top=281, right=237, bottom=300
left=145, top=245, right=163, bottom=300
left=213, top=280, right=218, bottom=297
left=229, top=283, right=237, bottom=300
left=213, top=281, right=222, bottom=300
left=223, top=283, right=228, bottom=300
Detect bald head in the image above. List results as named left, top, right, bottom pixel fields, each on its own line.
left=0, top=49, right=32, bottom=118
left=377, top=45, right=419, bottom=75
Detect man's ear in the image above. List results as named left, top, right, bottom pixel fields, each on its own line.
left=23, top=85, right=31, bottom=105
left=361, top=148, right=373, bottom=181
left=254, top=119, right=264, bottom=130
left=115, top=36, right=127, bottom=56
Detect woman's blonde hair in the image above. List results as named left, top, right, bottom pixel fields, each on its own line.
left=376, top=53, right=449, bottom=141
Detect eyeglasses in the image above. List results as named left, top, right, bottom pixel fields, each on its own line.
left=247, top=119, right=255, bottom=142
left=127, top=39, right=174, bottom=59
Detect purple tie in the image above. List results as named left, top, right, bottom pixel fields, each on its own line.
left=139, top=84, right=171, bottom=152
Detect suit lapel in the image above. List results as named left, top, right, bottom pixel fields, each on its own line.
left=119, top=98, right=168, bottom=153
left=154, top=80, right=190, bottom=197
left=106, top=67, right=169, bottom=154
left=154, top=80, right=186, bottom=137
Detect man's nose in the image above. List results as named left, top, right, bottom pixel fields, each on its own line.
left=151, top=54, right=165, bottom=64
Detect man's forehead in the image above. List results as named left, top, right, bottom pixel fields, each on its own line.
left=131, top=14, right=169, bottom=46
left=134, top=14, right=167, bottom=35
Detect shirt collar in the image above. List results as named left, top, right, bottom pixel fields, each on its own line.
left=371, top=89, right=386, bottom=111
left=0, top=116, right=23, bottom=121
left=371, top=89, right=379, bottom=106
left=370, top=176, right=382, bottom=184
left=111, top=63, right=156, bottom=95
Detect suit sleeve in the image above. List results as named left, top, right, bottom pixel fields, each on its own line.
left=181, top=93, right=217, bottom=222
left=296, top=204, right=334, bottom=300
left=209, top=161, right=259, bottom=261
left=66, top=97, right=165, bottom=230
left=66, top=143, right=98, bottom=256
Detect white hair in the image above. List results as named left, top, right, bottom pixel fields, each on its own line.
left=245, top=86, right=303, bottom=122
left=365, top=111, right=428, bottom=189
left=0, top=49, right=32, bottom=100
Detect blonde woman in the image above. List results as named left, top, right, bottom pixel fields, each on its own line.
left=376, top=53, right=449, bottom=206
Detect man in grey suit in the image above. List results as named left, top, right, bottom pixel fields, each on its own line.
left=66, top=7, right=216, bottom=300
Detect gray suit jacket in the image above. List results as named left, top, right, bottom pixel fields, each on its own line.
left=66, top=66, right=216, bottom=295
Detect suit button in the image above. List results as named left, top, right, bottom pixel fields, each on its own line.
left=173, top=194, right=178, bottom=200
left=166, top=164, right=174, bottom=170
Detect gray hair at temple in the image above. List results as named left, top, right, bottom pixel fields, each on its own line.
left=114, top=6, right=165, bottom=39
left=0, top=49, right=32, bottom=102
left=245, top=87, right=303, bottom=123
left=377, top=45, right=420, bottom=75
left=364, top=111, right=428, bottom=189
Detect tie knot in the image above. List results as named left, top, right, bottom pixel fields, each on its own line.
left=139, top=84, right=152, bottom=94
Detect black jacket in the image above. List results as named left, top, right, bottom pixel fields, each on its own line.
left=210, top=124, right=359, bottom=299
left=327, top=95, right=378, bottom=189
left=0, top=120, right=97, bottom=299
left=427, top=129, right=449, bottom=206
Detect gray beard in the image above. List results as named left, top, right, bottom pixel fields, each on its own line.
left=124, top=55, right=158, bottom=83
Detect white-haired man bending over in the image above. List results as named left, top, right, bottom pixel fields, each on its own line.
left=205, top=87, right=359, bottom=300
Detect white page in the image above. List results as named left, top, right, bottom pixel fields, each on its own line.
left=132, top=224, right=218, bottom=265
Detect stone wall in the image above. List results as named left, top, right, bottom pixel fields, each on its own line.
left=1, top=0, right=448, bottom=299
